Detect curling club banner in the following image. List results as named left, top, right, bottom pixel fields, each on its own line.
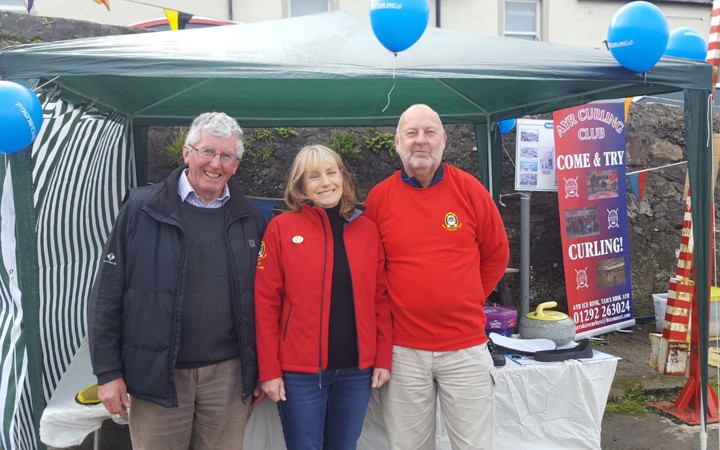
left=553, top=101, right=635, bottom=338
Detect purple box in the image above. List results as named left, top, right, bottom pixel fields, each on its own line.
left=485, top=306, right=517, bottom=337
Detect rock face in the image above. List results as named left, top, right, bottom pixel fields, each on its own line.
left=4, top=11, right=717, bottom=319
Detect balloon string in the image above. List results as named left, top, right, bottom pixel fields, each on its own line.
left=382, top=53, right=397, bottom=113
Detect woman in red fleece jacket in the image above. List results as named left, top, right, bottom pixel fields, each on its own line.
left=254, top=144, right=392, bottom=450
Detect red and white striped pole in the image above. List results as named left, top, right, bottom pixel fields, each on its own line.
left=706, top=0, right=720, bottom=97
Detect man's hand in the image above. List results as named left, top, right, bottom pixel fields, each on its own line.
left=372, top=368, right=391, bottom=389
left=252, top=386, right=266, bottom=406
left=259, top=377, right=286, bottom=402
left=98, top=377, right=131, bottom=416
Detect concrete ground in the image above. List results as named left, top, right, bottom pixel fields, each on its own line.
left=52, top=321, right=720, bottom=450
left=598, top=321, right=720, bottom=449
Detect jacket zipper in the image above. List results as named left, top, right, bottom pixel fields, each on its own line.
left=316, top=209, right=329, bottom=390
left=150, top=210, right=185, bottom=409
left=343, top=221, right=361, bottom=368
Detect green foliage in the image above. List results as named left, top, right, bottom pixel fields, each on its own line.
left=41, top=18, right=55, bottom=27
left=605, top=382, right=651, bottom=415
left=245, top=146, right=275, bottom=163
left=165, top=130, right=188, bottom=163
left=0, top=32, right=23, bottom=46
left=325, top=130, right=363, bottom=160
left=459, top=127, right=472, bottom=138
left=274, top=127, right=299, bottom=139
left=252, top=129, right=275, bottom=142
left=364, top=131, right=395, bottom=155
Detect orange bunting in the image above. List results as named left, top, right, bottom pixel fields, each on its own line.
left=624, top=97, right=632, bottom=121
left=93, top=0, right=110, bottom=11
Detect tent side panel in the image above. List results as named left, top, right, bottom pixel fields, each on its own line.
left=685, top=88, right=714, bottom=417
left=32, top=88, right=136, bottom=405
left=0, top=157, right=39, bottom=450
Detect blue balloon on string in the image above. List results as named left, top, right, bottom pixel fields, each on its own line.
left=0, top=81, right=44, bottom=154
left=664, top=27, right=707, bottom=61
left=369, top=0, right=430, bottom=53
left=607, top=1, right=669, bottom=73
left=498, top=119, right=516, bottom=134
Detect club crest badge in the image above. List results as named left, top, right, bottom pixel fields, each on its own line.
left=563, top=177, right=580, bottom=199
left=442, top=212, right=462, bottom=231
left=575, top=267, right=589, bottom=290
left=607, top=208, right=619, bottom=229
left=256, top=241, right=267, bottom=270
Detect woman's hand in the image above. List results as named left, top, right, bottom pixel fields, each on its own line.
left=260, top=377, right=286, bottom=402
left=372, top=368, right=391, bottom=389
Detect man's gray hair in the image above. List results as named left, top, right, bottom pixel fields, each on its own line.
left=186, top=112, right=245, bottom=158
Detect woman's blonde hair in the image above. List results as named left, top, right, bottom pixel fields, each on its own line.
left=284, top=144, right=357, bottom=215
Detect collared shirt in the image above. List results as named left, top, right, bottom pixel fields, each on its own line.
left=400, top=164, right=445, bottom=188
left=178, top=169, right=230, bottom=208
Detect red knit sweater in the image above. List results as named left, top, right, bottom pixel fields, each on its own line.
left=364, top=163, right=509, bottom=351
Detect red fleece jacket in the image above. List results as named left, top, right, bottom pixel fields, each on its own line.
left=254, top=205, right=393, bottom=381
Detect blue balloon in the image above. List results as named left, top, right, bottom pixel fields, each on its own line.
left=607, top=1, right=669, bottom=73
left=498, top=119, right=516, bottom=135
left=0, top=81, right=44, bottom=154
left=664, top=27, right=707, bottom=61
left=370, top=0, right=430, bottom=53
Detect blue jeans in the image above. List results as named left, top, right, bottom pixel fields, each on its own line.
left=278, top=367, right=372, bottom=450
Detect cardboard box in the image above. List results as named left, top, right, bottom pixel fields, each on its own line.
left=485, top=306, right=517, bottom=337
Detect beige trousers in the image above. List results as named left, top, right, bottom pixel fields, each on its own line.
left=128, top=357, right=251, bottom=450
left=380, top=344, right=495, bottom=450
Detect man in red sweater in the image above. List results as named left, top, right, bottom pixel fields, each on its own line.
left=364, top=104, right=509, bottom=450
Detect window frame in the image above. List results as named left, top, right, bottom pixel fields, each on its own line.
left=288, top=0, right=331, bottom=18
left=503, top=0, right=541, bottom=41
left=0, top=0, right=27, bottom=12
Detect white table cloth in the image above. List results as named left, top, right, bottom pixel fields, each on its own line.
left=41, top=342, right=617, bottom=450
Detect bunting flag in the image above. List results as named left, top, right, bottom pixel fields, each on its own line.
left=23, top=0, right=33, bottom=13
left=628, top=171, right=648, bottom=201
left=93, top=0, right=110, bottom=11
left=164, top=8, right=194, bottom=31
left=707, top=0, right=720, bottom=97
left=624, top=97, right=632, bottom=120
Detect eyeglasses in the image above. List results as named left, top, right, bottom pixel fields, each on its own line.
left=188, top=144, right=238, bottom=166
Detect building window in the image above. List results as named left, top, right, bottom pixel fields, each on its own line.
left=289, top=0, right=330, bottom=17
left=504, top=1, right=540, bottom=41
left=0, top=0, right=26, bottom=12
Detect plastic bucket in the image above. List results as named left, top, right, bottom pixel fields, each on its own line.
left=654, top=288, right=720, bottom=336
left=653, top=293, right=667, bottom=333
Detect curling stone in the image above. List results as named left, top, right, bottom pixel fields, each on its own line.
left=519, top=301, right=576, bottom=346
